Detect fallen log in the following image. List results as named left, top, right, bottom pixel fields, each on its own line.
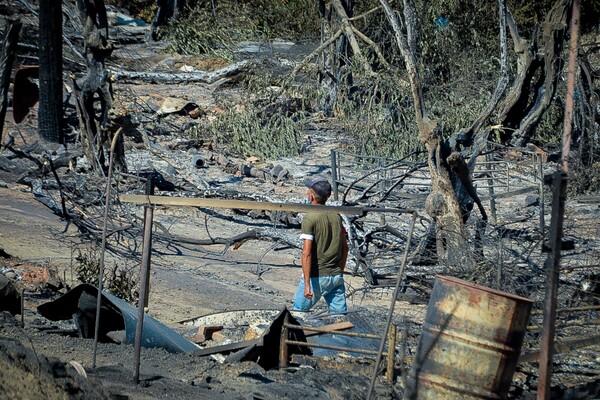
left=109, top=60, right=250, bottom=84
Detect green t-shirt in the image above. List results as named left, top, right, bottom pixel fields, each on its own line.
left=300, top=212, right=345, bottom=277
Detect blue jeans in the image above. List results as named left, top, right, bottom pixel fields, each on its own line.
left=293, top=275, right=347, bottom=314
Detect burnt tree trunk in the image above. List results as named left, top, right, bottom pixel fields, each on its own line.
left=380, top=0, right=467, bottom=265
left=318, top=0, right=354, bottom=117
left=75, top=0, right=125, bottom=174
left=0, top=19, right=21, bottom=145
left=149, top=0, right=181, bottom=41
left=499, top=0, right=569, bottom=146
left=38, top=0, right=63, bottom=143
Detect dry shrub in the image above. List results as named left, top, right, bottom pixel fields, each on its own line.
left=568, top=159, right=600, bottom=196
left=75, top=246, right=139, bottom=303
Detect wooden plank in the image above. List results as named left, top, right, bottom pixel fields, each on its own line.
left=120, top=194, right=364, bottom=215
left=120, top=195, right=411, bottom=215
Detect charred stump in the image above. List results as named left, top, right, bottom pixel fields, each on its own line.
left=0, top=19, right=21, bottom=145
left=38, top=0, right=63, bottom=143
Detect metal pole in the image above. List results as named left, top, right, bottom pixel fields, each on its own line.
left=486, top=152, right=497, bottom=224
left=285, top=323, right=381, bottom=339
left=92, top=128, right=122, bottom=369
left=538, top=155, right=545, bottom=233
left=366, top=212, right=417, bottom=400
left=133, top=177, right=155, bottom=384
left=538, top=1, right=579, bottom=396
left=537, top=171, right=567, bottom=399
left=331, top=149, right=339, bottom=201
left=284, top=340, right=389, bottom=356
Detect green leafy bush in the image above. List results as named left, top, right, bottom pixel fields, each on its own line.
left=165, top=0, right=319, bottom=57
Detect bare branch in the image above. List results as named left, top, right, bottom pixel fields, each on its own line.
left=463, top=0, right=510, bottom=141
left=291, top=29, right=343, bottom=78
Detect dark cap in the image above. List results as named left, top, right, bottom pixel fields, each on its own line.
left=304, top=176, right=332, bottom=199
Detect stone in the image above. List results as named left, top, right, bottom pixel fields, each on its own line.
left=524, top=195, right=540, bottom=207
left=0, top=274, right=21, bottom=315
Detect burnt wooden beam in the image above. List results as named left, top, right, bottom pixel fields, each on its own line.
left=0, top=19, right=22, bottom=145
left=119, top=194, right=413, bottom=216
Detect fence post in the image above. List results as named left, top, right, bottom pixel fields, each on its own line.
left=486, top=152, right=498, bottom=225
left=330, top=149, right=339, bottom=201
left=398, top=319, right=408, bottom=386
left=279, top=313, right=290, bottom=368
left=386, top=323, right=397, bottom=383
left=538, top=155, right=546, bottom=234
left=379, top=157, right=386, bottom=224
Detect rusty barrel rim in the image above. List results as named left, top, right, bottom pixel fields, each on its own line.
left=436, top=275, right=533, bottom=303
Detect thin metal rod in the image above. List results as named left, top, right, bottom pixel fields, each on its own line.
left=366, top=212, right=417, bottom=400
left=284, top=340, right=388, bottom=356
left=284, top=323, right=382, bottom=339
left=133, top=178, right=154, bottom=384
left=92, top=128, right=122, bottom=369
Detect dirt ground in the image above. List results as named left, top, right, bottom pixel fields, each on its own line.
left=2, top=9, right=600, bottom=399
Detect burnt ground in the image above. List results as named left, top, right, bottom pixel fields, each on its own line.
left=2, top=6, right=600, bottom=400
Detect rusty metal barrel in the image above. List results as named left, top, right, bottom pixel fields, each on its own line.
left=405, top=275, right=532, bottom=400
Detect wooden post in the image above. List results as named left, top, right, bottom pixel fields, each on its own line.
left=279, top=312, right=290, bottom=368
left=330, top=149, right=339, bottom=201
left=0, top=19, right=21, bottom=145
left=386, top=323, right=397, bottom=383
